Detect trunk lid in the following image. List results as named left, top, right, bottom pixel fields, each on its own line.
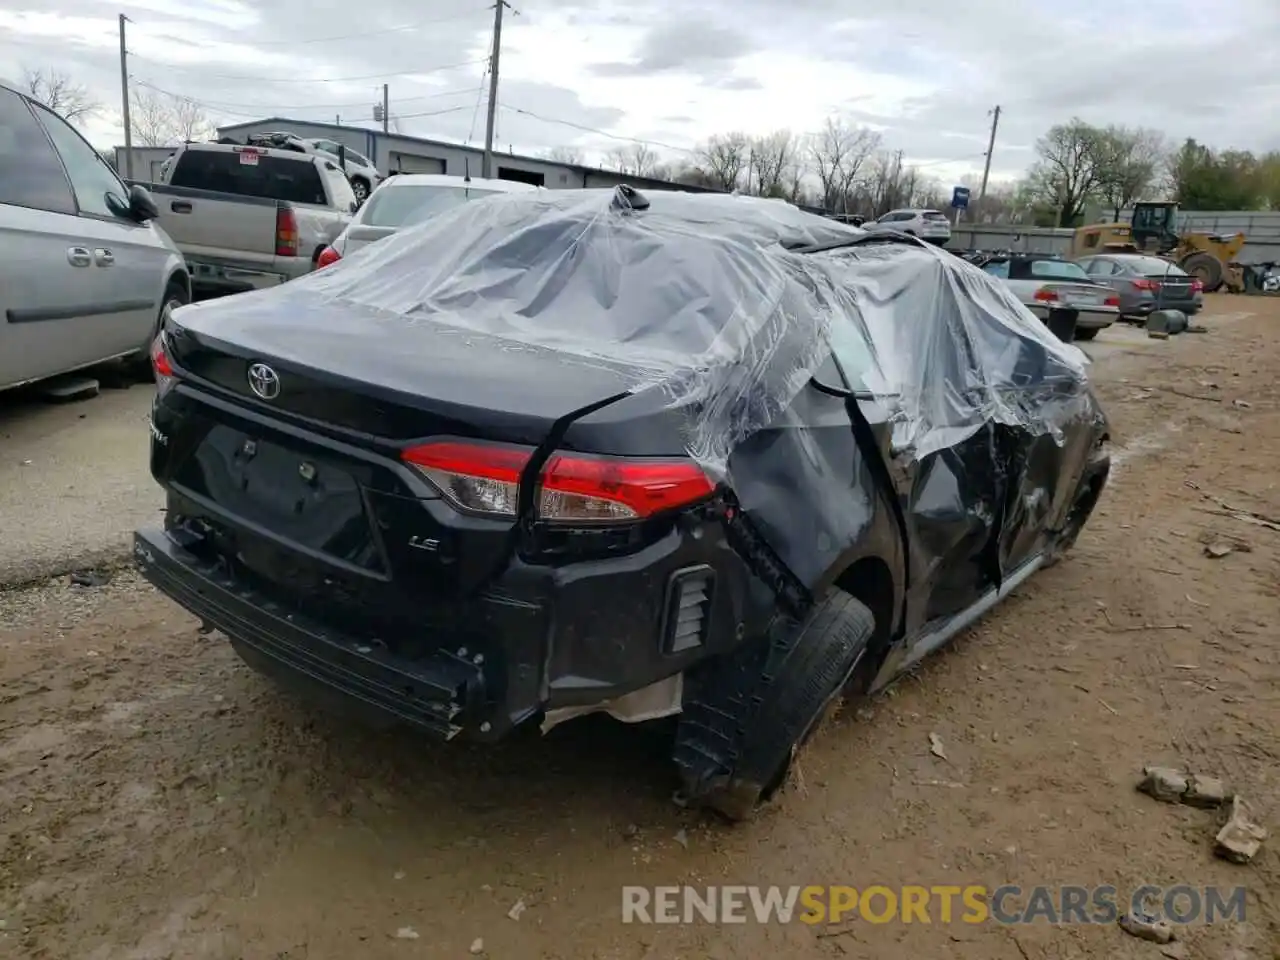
left=342, top=224, right=398, bottom=256
left=1038, top=281, right=1111, bottom=307
left=158, top=297, right=647, bottom=601
left=1144, top=273, right=1195, bottom=299
left=166, top=297, right=646, bottom=442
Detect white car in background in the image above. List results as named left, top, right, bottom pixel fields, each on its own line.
left=863, top=208, right=952, bottom=245
left=316, top=174, right=541, bottom=267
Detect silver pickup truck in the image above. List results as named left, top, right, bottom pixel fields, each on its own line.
left=139, top=141, right=356, bottom=297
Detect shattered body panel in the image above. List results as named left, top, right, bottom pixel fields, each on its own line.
left=134, top=186, right=1110, bottom=750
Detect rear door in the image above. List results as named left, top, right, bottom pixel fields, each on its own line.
left=28, top=100, right=165, bottom=357
left=823, top=306, right=998, bottom=623
left=0, top=87, right=118, bottom=386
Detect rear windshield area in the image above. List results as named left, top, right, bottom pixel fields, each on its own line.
left=360, top=184, right=507, bottom=227
left=170, top=150, right=328, bottom=206
left=921, top=210, right=949, bottom=222
left=1124, top=256, right=1188, bottom=276
left=1008, top=259, right=1090, bottom=282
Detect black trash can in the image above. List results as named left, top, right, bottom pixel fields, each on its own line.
left=1045, top=307, right=1078, bottom=343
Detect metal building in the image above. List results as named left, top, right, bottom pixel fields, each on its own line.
left=114, top=117, right=716, bottom=194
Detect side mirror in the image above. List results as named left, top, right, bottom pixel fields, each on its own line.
left=128, top=184, right=159, bottom=222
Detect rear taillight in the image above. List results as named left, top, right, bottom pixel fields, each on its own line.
left=401, top=440, right=715, bottom=523
left=1132, top=278, right=1159, bottom=291
left=1033, top=288, right=1059, bottom=302
left=151, top=333, right=176, bottom=394
left=275, top=206, right=298, bottom=257
left=315, top=245, right=341, bottom=268
left=1104, top=294, right=1120, bottom=307
left=1191, top=279, right=1204, bottom=292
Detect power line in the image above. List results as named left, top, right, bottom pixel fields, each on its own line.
left=467, top=66, right=490, bottom=144
left=496, top=105, right=698, bottom=155
left=124, top=52, right=488, bottom=84
left=135, top=8, right=490, bottom=48
left=131, top=78, right=475, bottom=123
left=131, top=78, right=480, bottom=113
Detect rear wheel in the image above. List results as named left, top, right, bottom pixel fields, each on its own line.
left=1073, top=327, right=1100, bottom=341
left=674, top=590, right=876, bottom=821
left=1181, top=252, right=1223, bottom=292
left=129, top=278, right=188, bottom=380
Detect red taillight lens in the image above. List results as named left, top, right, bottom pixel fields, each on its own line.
left=151, top=333, right=176, bottom=393
left=1104, top=294, right=1120, bottom=307
left=1132, top=278, right=1158, bottom=291
left=315, top=245, right=341, bottom=269
left=275, top=206, right=299, bottom=257
left=401, top=440, right=715, bottom=523
left=1191, top=279, right=1204, bottom=292
left=1033, top=288, right=1059, bottom=302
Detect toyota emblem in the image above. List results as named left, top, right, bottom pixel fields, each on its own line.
left=247, top=362, right=281, bottom=400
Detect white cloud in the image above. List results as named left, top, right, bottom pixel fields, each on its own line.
left=2, top=0, right=1276, bottom=186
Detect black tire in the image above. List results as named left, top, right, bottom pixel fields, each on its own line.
left=350, top=177, right=370, bottom=202
left=1073, top=327, right=1099, bottom=341
left=129, top=278, right=188, bottom=379
left=677, top=591, right=875, bottom=822
left=1181, top=252, right=1223, bottom=292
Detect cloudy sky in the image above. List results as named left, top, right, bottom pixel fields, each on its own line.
left=2, top=0, right=1277, bottom=183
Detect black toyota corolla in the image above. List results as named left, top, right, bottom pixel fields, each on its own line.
left=136, top=186, right=1110, bottom=820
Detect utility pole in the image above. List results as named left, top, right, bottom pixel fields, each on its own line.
left=482, top=0, right=510, bottom=179
left=978, top=104, right=1001, bottom=204
left=118, top=13, right=133, bottom=180
left=381, top=83, right=389, bottom=134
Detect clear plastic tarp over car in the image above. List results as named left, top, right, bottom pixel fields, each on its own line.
left=189, top=186, right=1097, bottom=471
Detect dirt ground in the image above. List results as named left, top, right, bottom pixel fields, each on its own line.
left=2, top=298, right=1278, bottom=960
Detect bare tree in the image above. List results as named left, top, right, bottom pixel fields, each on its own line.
left=781, top=152, right=809, bottom=203
left=542, top=145, right=584, bottom=165
left=807, top=118, right=880, bottom=212
left=605, top=142, right=660, bottom=178
left=865, top=149, right=909, bottom=216
left=1096, top=126, right=1168, bottom=219
left=748, top=130, right=794, bottom=198
left=699, top=132, right=750, bottom=191
left=22, top=67, right=100, bottom=125
left=1026, top=118, right=1111, bottom=226
left=130, top=87, right=216, bottom=146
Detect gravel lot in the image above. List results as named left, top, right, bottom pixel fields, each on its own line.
left=2, top=298, right=1278, bottom=959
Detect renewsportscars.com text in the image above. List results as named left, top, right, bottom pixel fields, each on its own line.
left=621, top=884, right=1247, bottom=926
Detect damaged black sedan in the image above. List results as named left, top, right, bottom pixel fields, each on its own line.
left=135, top=186, right=1110, bottom=821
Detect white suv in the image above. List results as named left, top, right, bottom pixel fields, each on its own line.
left=864, top=208, right=952, bottom=245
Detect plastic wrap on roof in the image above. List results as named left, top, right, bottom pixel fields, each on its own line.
left=207, top=186, right=1095, bottom=471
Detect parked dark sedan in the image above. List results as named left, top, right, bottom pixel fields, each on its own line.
left=135, top=187, right=1110, bottom=821
left=1076, top=253, right=1204, bottom=319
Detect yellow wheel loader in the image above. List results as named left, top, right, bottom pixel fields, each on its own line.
left=1070, top=201, right=1246, bottom=292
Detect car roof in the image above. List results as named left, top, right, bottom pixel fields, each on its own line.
left=377, top=174, right=541, bottom=192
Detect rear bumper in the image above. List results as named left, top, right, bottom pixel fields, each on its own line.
left=134, top=527, right=487, bottom=739
left=134, top=512, right=766, bottom=741
left=1126, top=297, right=1202, bottom=316
left=186, top=258, right=299, bottom=297
left=1027, top=305, right=1116, bottom=329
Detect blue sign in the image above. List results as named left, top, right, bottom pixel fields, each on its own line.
left=951, top=186, right=971, bottom=209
